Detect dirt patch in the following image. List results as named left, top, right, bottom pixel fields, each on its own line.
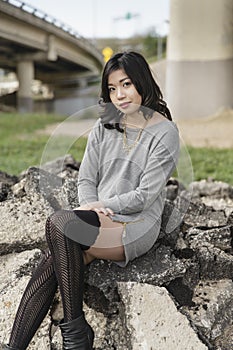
left=36, top=118, right=97, bottom=138
left=176, top=109, right=233, bottom=148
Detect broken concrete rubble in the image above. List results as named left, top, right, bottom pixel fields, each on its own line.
left=117, top=282, right=208, bottom=350
left=0, top=156, right=232, bottom=349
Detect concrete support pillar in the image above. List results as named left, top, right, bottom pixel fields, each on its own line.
left=166, top=0, right=233, bottom=119
left=79, top=78, right=88, bottom=88
left=17, top=60, right=34, bottom=113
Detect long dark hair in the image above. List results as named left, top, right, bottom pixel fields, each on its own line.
left=99, top=51, right=172, bottom=132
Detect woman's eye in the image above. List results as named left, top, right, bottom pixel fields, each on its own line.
left=123, top=81, right=131, bottom=87
left=108, top=87, right=115, bottom=92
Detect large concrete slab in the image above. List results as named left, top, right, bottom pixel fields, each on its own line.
left=118, top=282, right=208, bottom=350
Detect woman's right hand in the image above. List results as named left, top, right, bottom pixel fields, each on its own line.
left=73, top=201, right=102, bottom=211
left=73, top=202, right=114, bottom=216
left=92, top=207, right=114, bottom=216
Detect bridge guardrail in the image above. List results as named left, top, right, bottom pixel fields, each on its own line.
left=1, top=0, right=103, bottom=61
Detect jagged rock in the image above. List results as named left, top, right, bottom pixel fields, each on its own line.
left=0, top=171, right=18, bottom=186
left=159, top=199, right=182, bottom=246
left=40, top=154, right=81, bottom=209
left=11, top=177, right=26, bottom=197
left=0, top=166, right=82, bottom=256
left=197, top=245, right=233, bottom=281
left=181, top=279, right=233, bottom=342
left=214, top=323, right=233, bottom=350
left=0, top=171, right=18, bottom=202
left=14, top=165, right=79, bottom=210
left=189, top=179, right=233, bottom=199
left=0, top=249, right=51, bottom=349
left=41, top=154, right=80, bottom=177
left=185, top=226, right=232, bottom=252
left=200, top=197, right=233, bottom=218
left=165, top=177, right=185, bottom=201
left=85, top=245, right=190, bottom=305
left=0, top=193, right=52, bottom=255
left=61, top=177, right=79, bottom=209
left=175, top=191, right=228, bottom=228
left=0, top=161, right=233, bottom=349
left=227, top=211, right=233, bottom=225
left=0, top=164, right=81, bottom=256
left=184, top=226, right=233, bottom=280
left=117, top=282, right=208, bottom=350
left=0, top=183, right=11, bottom=202
left=23, top=167, right=63, bottom=204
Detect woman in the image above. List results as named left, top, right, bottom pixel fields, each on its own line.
left=3, top=51, right=179, bottom=349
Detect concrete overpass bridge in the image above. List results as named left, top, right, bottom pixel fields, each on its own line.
left=0, top=0, right=232, bottom=118
left=0, top=0, right=104, bottom=112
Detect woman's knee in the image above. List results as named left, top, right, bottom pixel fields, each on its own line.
left=66, top=209, right=100, bottom=246
left=46, top=209, right=101, bottom=247
left=45, top=209, right=74, bottom=241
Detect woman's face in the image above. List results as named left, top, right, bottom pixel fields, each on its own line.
left=107, top=69, right=142, bottom=115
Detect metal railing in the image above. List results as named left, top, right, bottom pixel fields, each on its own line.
left=1, top=0, right=102, bottom=58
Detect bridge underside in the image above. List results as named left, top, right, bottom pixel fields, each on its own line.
left=1, top=39, right=86, bottom=72
left=0, top=1, right=103, bottom=112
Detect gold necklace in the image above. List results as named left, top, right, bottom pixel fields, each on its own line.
left=122, top=117, right=148, bottom=154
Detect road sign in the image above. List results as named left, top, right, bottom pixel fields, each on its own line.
left=102, top=47, right=113, bottom=62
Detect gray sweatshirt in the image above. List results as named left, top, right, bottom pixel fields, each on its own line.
left=77, top=118, right=180, bottom=226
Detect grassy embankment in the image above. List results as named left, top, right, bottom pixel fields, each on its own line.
left=0, top=113, right=232, bottom=185
left=0, top=113, right=87, bottom=175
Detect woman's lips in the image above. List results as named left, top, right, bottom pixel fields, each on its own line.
left=119, top=102, right=131, bottom=109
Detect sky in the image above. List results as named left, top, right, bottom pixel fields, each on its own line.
left=23, top=0, right=170, bottom=39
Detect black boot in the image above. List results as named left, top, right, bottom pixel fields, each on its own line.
left=59, top=313, right=94, bottom=350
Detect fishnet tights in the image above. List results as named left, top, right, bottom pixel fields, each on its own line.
left=45, top=210, right=85, bottom=323
left=8, top=249, right=57, bottom=350
left=8, top=210, right=87, bottom=350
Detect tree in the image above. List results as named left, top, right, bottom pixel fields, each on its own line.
left=142, top=28, right=167, bottom=60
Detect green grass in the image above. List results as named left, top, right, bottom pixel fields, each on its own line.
left=0, top=113, right=64, bottom=137
left=0, top=113, right=232, bottom=186
left=187, top=146, right=233, bottom=185
left=0, top=113, right=87, bottom=175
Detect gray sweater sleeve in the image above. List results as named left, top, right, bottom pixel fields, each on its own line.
left=102, top=126, right=180, bottom=214
left=77, top=121, right=100, bottom=205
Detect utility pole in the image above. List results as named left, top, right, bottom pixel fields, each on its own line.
left=113, top=12, right=140, bottom=37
